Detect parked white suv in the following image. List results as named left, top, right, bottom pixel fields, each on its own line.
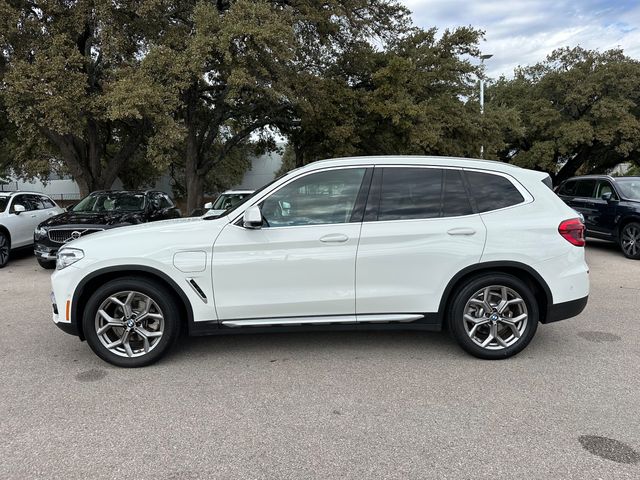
left=0, top=191, right=64, bottom=267
left=51, top=156, right=589, bottom=367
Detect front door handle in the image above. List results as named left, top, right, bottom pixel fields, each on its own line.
left=320, top=233, right=349, bottom=243
left=447, top=227, right=476, bottom=236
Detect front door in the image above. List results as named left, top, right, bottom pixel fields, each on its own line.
left=7, top=194, right=40, bottom=247
left=212, top=167, right=370, bottom=321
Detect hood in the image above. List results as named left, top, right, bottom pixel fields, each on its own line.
left=65, top=215, right=228, bottom=255
left=40, top=210, right=146, bottom=228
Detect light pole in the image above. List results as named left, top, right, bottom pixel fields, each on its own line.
left=479, top=53, right=493, bottom=159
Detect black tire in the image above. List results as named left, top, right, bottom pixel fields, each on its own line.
left=37, top=258, right=56, bottom=269
left=82, top=277, right=181, bottom=367
left=448, top=273, right=539, bottom=360
left=619, top=222, right=640, bottom=259
left=0, top=231, right=9, bottom=268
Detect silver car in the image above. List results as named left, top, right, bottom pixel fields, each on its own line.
left=0, top=191, right=64, bottom=267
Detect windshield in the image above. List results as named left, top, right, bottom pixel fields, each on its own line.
left=0, top=197, right=8, bottom=212
left=212, top=193, right=253, bottom=210
left=616, top=179, right=640, bottom=200
left=73, top=192, right=146, bottom=212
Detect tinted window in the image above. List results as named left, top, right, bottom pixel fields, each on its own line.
left=378, top=168, right=442, bottom=221
left=574, top=180, right=596, bottom=198
left=73, top=193, right=146, bottom=212
left=261, top=168, right=366, bottom=227
left=0, top=197, right=8, bottom=212
left=558, top=180, right=577, bottom=196
left=442, top=169, right=473, bottom=217
left=466, top=171, right=525, bottom=213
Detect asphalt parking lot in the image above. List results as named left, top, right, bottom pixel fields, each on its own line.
left=0, top=241, right=639, bottom=479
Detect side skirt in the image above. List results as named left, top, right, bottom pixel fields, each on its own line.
left=188, top=313, right=442, bottom=336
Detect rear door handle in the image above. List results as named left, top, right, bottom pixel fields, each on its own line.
left=320, top=233, right=349, bottom=243
left=447, top=228, right=476, bottom=236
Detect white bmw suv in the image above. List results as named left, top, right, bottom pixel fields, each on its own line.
left=51, top=156, right=589, bottom=367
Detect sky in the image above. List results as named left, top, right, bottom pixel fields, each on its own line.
left=401, top=0, right=640, bottom=78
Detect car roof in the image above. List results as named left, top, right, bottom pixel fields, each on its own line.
left=89, top=190, right=165, bottom=195
left=221, top=190, right=254, bottom=194
left=0, top=190, right=52, bottom=197
left=563, top=174, right=640, bottom=182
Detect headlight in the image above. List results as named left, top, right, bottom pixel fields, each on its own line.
left=56, top=248, right=84, bottom=270
left=34, top=226, right=47, bottom=239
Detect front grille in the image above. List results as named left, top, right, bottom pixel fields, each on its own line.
left=48, top=228, right=104, bottom=244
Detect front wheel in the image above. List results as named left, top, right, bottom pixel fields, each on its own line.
left=448, top=274, right=539, bottom=359
left=620, top=222, right=640, bottom=259
left=82, top=278, right=181, bottom=367
left=0, top=232, right=9, bottom=268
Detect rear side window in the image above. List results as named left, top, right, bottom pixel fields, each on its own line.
left=573, top=180, right=596, bottom=198
left=442, top=169, right=473, bottom=217
left=40, top=196, right=56, bottom=209
left=378, top=168, right=442, bottom=221
left=466, top=171, right=525, bottom=213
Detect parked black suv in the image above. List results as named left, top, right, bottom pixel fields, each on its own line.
left=34, top=190, right=181, bottom=268
left=556, top=175, right=640, bottom=259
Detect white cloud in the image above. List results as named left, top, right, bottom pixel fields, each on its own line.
left=400, top=0, right=640, bottom=77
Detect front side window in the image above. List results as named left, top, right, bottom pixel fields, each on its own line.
left=40, top=196, right=56, bottom=209
left=261, top=168, right=366, bottom=227
left=595, top=181, right=617, bottom=200
left=466, top=171, right=525, bottom=213
left=214, top=193, right=252, bottom=210
left=12, top=195, right=38, bottom=212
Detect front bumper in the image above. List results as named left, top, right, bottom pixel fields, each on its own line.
left=544, top=295, right=589, bottom=323
left=34, top=242, right=58, bottom=260
left=51, top=266, right=85, bottom=339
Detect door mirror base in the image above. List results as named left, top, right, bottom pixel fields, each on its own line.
left=243, top=205, right=263, bottom=229
left=601, top=192, right=617, bottom=202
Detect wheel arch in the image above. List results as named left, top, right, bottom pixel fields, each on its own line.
left=72, top=266, right=194, bottom=341
left=437, top=261, right=553, bottom=325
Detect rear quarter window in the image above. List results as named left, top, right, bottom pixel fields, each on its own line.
left=466, top=171, right=525, bottom=213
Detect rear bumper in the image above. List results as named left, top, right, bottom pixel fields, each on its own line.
left=543, top=295, right=588, bottom=323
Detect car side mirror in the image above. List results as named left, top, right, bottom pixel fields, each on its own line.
left=243, top=205, right=263, bottom=229
left=204, top=202, right=213, bottom=210
left=601, top=192, right=616, bottom=202
left=13, top=204, right=25, bottom=215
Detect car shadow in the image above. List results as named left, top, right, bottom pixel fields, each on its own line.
left=168, top=328, right=463, bottom=363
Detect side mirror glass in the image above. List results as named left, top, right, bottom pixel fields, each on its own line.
left=13, top=204, right=26, bottom=214
left=601, top=192, right=614, bottom=202
left=204, top=202, right=213, bottom=210
left=243, top=205, right=263, bottom=229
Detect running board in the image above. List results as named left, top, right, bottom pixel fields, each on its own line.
left=221, top=314, right=423, bottom=328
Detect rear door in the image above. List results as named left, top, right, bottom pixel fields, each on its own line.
left=355, top=166, right=486, bottom=318
left=565, top=179, right=597, bottom=229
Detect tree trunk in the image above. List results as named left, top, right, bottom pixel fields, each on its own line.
left=553, top=151, right=587, bottom=186
left=185, top=129, right=204, bottom=214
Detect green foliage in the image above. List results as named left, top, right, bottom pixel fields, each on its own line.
left=489, top=47, right=640, bottom=183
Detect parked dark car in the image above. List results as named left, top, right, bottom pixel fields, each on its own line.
left=556, top=175, right=640, bottom=259
left=34, top=190, right=181, bottom=268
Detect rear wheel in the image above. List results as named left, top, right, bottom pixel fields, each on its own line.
left=82, top=278, right=181, bottom=367
left=620, top=222, right=640, bottom=259
left=0, top=232, right=9, bottom=268
left=37, top=258, right=56, bottom=269
left=448, top=274, right=539, bottom=359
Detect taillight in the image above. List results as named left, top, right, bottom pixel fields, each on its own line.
left=559, top=218, right=585, bottom=247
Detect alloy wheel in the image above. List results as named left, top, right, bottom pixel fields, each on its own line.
left=0, top=234, right=8, bottom=267
left=463, top=285, right=528, bottom=350
left=94, top=291, right=164, bottom=358
left=621, top=224, right=640, bottom=258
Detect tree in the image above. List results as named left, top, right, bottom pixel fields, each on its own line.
left=1, top=0, right=177, bottom=196
left=488, top=47, right=640, bottom=183
left=141, top=0, right=412, bottom=213
left=281, top=27, right=517, bottom=166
